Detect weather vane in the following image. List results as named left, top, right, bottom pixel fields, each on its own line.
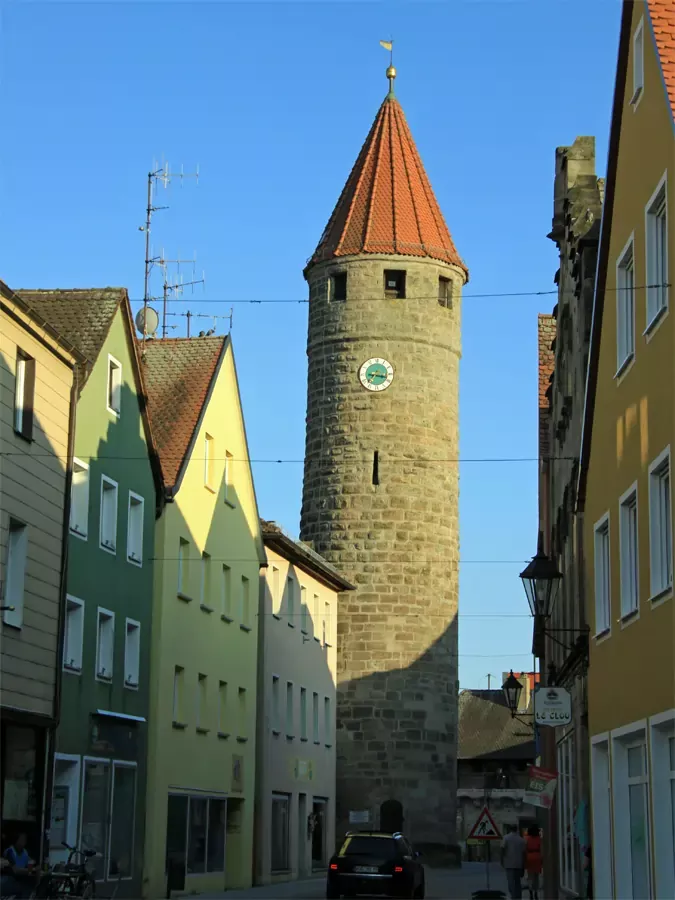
left=379, top=38, right=395, bottom=94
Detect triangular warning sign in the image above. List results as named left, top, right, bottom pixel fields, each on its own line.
left=467, top=805, right=502, bottom=840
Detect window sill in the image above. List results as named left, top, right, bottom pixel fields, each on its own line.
left=314, top=636, right=320, bottom=642
left=313, top=740, right=321, bottom=746
left=177, top=592, right=194, bottom=603
left=286, top=734, right=295, bottom=741
left=127, top=555, right=142, bottom=568
left=301, top=629, right=309, bottom=635
left=13, top=429, right=33, bottom=444
left=204, top=483, right=217, bottom=494
left=288, top=622, right=295, bottom=629
left=240, top=624, right=252, bottom=633
left=630, top=86, right=643, bottom=109
left=124, top=680, right=139, bottom=691
left=644, top=304, right=668, bottom=340
left=236, top=736, right=248, bottom=744
left=196, top=726, right=210, bottom=735
left=200, top=604, right=214, bottom=614
left=593, top=628, right=611, bottom=643
left=272, top=613, right=281, bottom=620
left=1, top=618, right=21, bottom=631
left=221, top=613, right=234, bottom=623
left=70, top=527, right=88, bottom=542
left=224, top=498, right=236, bottom=509
left=96, top=674, right=113, bottom=684
left=217, top=731, right=230, bottom=740
left=63, top=664, right=82, bottom=675
left=272, top=729, right=281, bottom=737
left=99, top=542, right=117, bottom=556
left=300, top=737, right=308, bottom=743
left=649, top=586, right=673, bottom=607
left=172, top=721, right=188, bottom=730
left=620, top=608, right=639, bottom=628
left=324, top=642, right=332, bottom=649
left=325, top=743, right=332, bottom=749
left=106, top=406, right=121, bottom=419
left=614, top=353, right=634, bottom=382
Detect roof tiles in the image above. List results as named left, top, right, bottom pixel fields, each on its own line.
left=648, top=0, right=675, bottom=118
left=308, top=95, right=467, bottom=275
left=141, top=336, right=226, bottom=489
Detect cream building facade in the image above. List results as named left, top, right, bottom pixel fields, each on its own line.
left=0, top=280, right=82, bottom=860
left=254, top=521, right=353, bottom=886
left=141, top=336, right=266, bottom=898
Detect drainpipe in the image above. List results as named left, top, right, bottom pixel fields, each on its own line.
left=43, top=365, right=79, bottom=863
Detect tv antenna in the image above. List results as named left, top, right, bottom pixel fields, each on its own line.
left=193, top=309, right=233, bottom=337
left=153, top=250, right=205, bottom=338
left=138, top=160, right=199, bottom=346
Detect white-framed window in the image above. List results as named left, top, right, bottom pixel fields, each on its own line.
left=221, top=564, right=232, bottom=618
left=200, top=552, right=212, bottom=609
left=204, top=433, right=215, bottom=491
left=312, top=692, right=320, bottom=743
left=313, top=593, right=320, bottom=638
left=107, top=354, right=122, bottom=416
left=197, top=674, right=208, bottom=731
left=619, top=484, right=639, bottom=618
left=286, top=681, right=294, bottom=736
left=237, top=687, right=246, bottom=738
left=271, top=675, right=281, bottom=733
left=649, top=447, right=672, bottom=598
left=616, top=236, right=635, bottom=370
left=124, top=618, right=140, bottom=688
left=224, top=450, right=234, bottom=505
left=271, top=793, right=290, bottom=872
left=593, top=513, right=611, bottom=635
left=96, top=608, right=115, bottom=681
left=63, top=596, right=85, bottom=672
left=287, top=576, right=296, bottom=625
left=2, top=519, right=28, bottom=629
left=300, top=687, right=307, bottom=740
left=99, top=476, right=118, bottom=554
left=557, top=732, right=579, bottom=893
left=218, top=681, right=228, bottom=734
left=591, top=737, right=613, bottom=899
left=70, top=458, right=90, bottom=539
left=300, top=585, right=308, bottom=633
left=178, top=538, right=190, bottom=597
left=126, top=492, right=144, bottom=566
left=612, top=725, right=652, bottom=899
left=649, top=713, right=675, bottom=899
left=14, top=349, right=35, bottom=441
left=173, top=666, right=185, bottom=723
left=240, top=575, right=250, bottom=626
left=323, top=600, right=331, bottom=646
left=271, top=566, right=280, bottom=614
left=646, top=173, right=668, bottom=327
left=632, top=17, right=644, bottom=106
left=324, top=696, right=332, bottom=745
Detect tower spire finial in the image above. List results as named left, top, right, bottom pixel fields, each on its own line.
left=380, top=39, right=396, bottom=97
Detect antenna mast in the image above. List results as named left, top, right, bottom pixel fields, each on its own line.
left=138, top=160, right=199, bottom=346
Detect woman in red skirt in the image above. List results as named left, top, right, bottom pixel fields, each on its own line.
left=525, top=825, right=543, bottom=900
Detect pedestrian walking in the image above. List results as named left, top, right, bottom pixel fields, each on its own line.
left=500, top=824, right=527, bottom=900
left=524, top=826, right=542, bottom=899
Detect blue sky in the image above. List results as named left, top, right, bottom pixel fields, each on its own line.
left=1, top=0, right=621, bottom=689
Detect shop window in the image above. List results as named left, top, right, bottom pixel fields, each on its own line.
left=271, top=793, right=290, bottom=871
left=1, top=725, right=39, bottom=822
left=165, top=795, right=226, bottom=879
left=80, top=759, right=111, bottom=880
left=108, top=763, right=136, bottom=879
left=187, top=796, right=207, bottom=874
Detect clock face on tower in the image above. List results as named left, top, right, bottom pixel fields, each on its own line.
left=359, top=357, right=394, bottom=392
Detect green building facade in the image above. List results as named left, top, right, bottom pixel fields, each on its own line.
left=21, top=289, right=160, bottom=898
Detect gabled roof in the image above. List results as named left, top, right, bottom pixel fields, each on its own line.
left=261, top=519, right=355, bottom=592
left=15, top=288, right=124, bottom=387
left=141, top=336, right=227, bottom=491
left=579, top=0, right=675, bottom=507
left=306, top=92, right=467, bottom=277
left=458, top=690, right=535, bottom=761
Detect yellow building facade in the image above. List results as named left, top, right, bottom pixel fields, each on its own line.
left=140, top=336, right=266, bottom=898
left=579, top=2, right=675, bottom=897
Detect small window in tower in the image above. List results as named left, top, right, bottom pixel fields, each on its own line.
left=438, top=277, right=452, bottom=309
left=372, top=451, right=380, bottom=486
left=384, top=270, right=406, bottom=299
left=331, top=272, right=347, bottom=302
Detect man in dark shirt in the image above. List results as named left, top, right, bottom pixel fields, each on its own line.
left=1, top=833, right=37, bottom=899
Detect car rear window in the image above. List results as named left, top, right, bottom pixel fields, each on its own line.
left=341, top=836, right=396, bottom=858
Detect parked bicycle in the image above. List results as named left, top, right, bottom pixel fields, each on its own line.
left=30, top=843, right=97, bottom=899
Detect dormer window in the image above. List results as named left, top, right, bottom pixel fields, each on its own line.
left=384, top=270, right=406, bottom=299
left=331, top=272, right=347, bottom=302
left=438, top=277, right=452, bottom=309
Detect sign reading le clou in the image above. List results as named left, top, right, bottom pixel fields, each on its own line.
left=534, top=687, right=572, bottom=727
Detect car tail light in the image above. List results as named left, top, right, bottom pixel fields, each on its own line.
left=394, top=866, right=404, bottom=873
left=330, top=863, right=338, bottom=870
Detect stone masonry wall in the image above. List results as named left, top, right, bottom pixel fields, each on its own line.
left=300, top=253, right=464, bottom=846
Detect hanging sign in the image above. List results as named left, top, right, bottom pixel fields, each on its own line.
left=523, top=765, right=557, bottom=808
left=467, top=805, right=502, bottom=841
left=534, top=686, right=572, bottom=727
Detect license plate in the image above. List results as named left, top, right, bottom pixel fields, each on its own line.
left=354, top=866, right=378, bottom=873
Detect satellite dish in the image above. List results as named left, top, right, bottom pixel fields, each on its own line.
left=135, top=306, right=160, bottom=337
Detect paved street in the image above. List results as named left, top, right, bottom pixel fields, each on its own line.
left=197, top=862, right=509, bottom=899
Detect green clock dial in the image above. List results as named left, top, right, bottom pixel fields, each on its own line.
left=359, top=357, right=394, bottom=392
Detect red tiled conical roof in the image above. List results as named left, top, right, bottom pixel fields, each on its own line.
left=307, top=93, right=467, bottom=276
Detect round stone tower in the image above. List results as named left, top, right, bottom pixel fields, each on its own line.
left=300, top=68, right=468, bottom=848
